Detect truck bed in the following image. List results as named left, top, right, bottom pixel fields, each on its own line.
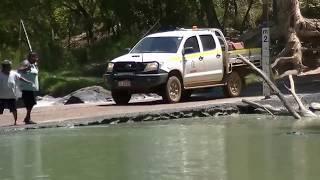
left=228, top=48, right=262, bottom=67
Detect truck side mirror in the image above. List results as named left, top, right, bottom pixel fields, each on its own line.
left=182, top=47, right=194, bottom=56
left=124, top=48, right=131, bottom=53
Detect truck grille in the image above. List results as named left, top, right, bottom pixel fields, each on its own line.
left=113, top=62, right=145, bottom=73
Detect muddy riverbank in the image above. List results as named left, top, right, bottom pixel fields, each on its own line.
left=1, top=92, right=320, bottom=134
left=1, top=74, right=320, bottom=133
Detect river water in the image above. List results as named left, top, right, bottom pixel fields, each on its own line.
left=1, top=115, right=320, bottom=180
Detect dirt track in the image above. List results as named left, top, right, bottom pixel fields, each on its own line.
left=0, top=95, right=263, bottom=128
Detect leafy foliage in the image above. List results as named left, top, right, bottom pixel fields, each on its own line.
left=0, top=0, right=318, bottom=95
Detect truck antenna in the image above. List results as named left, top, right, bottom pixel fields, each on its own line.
left=141, top=19, right=160, bottom=38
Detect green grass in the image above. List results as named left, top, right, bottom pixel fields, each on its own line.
left=39, top=71, right=106, bottom=97
left=35, top=34, right=137, bottom=97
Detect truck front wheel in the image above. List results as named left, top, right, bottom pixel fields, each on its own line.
left=162, top=76, right=182, bottom=103
left=112, top=90, right=131, bottom=105
left=223, top=71, right=242, bottom=97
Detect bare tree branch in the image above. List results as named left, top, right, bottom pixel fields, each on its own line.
left=237, top=54, right=301, bottom=119
left=242, top=99, right=275, bottom=116
left=285, top=75, right=317, bottom=117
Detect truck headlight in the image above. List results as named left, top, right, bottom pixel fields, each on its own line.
left=144, top=62, right=159, bottom=72
left=106, top=63, right=114, bottom=73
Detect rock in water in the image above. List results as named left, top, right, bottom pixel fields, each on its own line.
left=63, top=86, right=112, bottom=105
left=65, top=96, right=84, bottom=105
left=310, top=102, right=320, bottom=111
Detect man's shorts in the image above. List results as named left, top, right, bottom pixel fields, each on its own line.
left=0, top=99, right=17, bottom=114
left=22, top=91, right=37, bottom=109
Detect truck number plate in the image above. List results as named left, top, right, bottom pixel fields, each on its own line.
left=118, top=80, right=131, bottom=87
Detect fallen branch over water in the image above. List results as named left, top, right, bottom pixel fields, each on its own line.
left=285, top=75, right=317, bottom=117
left=242, top=99, right=275, bottom=116
left=237, top=54, right=301, bottom=119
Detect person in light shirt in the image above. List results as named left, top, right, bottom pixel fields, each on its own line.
left=0, top=60, right=33, bottom=125
left=18, top=52, right=40, bottom=124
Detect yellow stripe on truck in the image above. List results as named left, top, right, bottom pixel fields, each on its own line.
left=170, top=56, right=182, bottom=62
left=169, top=49, right=223, bottom=62
left=228, top=48, right=261, bottom=57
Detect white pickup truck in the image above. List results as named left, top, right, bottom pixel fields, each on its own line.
left=104, top=28, right=261, bottom=104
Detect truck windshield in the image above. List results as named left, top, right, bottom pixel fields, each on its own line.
left=131, top=37, right=182, bottom=53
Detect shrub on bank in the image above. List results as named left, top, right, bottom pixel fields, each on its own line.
left=39, top=71, right=105, bottom=97
left=35, top=34, right=138, bottom=97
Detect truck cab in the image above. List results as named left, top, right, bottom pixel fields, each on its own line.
left=104, top=28, right=261, bottom=105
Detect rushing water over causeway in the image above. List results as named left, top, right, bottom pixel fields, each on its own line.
left=1, top=115, right=320, bottom=180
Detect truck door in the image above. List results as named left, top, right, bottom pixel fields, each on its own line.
left=199, top=34, right=224, bottom=82
left=183, top=36, right=207, bottom=88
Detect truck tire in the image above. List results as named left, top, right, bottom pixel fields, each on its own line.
left=223, top=71, right=242, bottom=97
left=162, top=76, right=182, bottom=103
left=112, top=90, right=131, bottom=105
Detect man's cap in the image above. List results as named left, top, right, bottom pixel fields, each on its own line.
left=1, top=59, right=12, bottom=65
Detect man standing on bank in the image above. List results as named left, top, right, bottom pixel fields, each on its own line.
left=0, top=60, right=33, bottom=125
left=18, top=52, right=39, bottom=124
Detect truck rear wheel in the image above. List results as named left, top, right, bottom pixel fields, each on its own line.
left=162, top=76, right=182, bottom=103
left=112, top=90, right=131, bottom=105
left=223, top=71, right=242, bottom=97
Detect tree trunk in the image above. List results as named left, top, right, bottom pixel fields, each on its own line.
left=272, top=0, right=320, bottom=78
left=240, top=0, right=254, bottom=33
left=232, top=0, right=238, bottom=27
left=199, top=0, right=222, bottom=29
left=276, top=0, right=320, bottom=41
left=222, top=0, right=231, bottom=29
left=233, top=0, right=238, bottom=18
left=262, top=0, right=269, bottom=24
left=272, top=0, right=278, bottom=23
